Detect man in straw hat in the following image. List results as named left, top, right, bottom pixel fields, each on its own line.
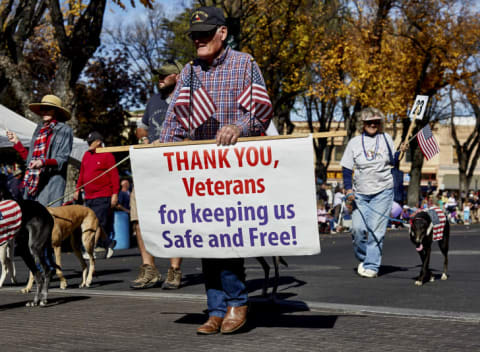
left=160, top=6, right=272, bottom=335
left=6, top=94, right=73, bottom=207
left=130, top=60, right=184, bottom=289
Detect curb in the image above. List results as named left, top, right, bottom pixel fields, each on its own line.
left=3, top=287, right=479, bottom=323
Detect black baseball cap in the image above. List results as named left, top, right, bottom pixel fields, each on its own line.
left=87, top=131, right=104, bottom=145
left=188, top=6, right=226, bottom=32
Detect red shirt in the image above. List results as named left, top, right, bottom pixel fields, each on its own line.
left=76, top=150, right=120, bottom=199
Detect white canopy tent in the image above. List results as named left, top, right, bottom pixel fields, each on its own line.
left=0, top=104, right=88, bottom=164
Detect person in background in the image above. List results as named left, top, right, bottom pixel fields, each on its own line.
left=6, top=167, right=23, bottom=201
left=6, top=95, right=73, bottom=207
left=116, top=179, right=130, bottom=214
left=130, top=61, right=184, bottom=290
left=160, top=6, right=272, bottom=334
left=463, top=201, right=471, bottom=225
left=317, top=181, right=328, bottom=205
left=74, top=131, right=119, bottom=259
left=317, top=199, right=329, bottom=233
left=325, top=183, right=333, bottom=210
left=341, top=107, right=407, bottom=278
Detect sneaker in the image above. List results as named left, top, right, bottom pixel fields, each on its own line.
left=357, top=263, right=378, bottom=278
left=131, top=265, right=146, bottom=284
left=82, top=252, right=96, bottom=260
left=130, top=264, right=161, bottom=289
left=163, top=267, right=182, bottom=289
left=94, top=247, right=106, bottom=253
left=106, top=240, right=117, bottom=259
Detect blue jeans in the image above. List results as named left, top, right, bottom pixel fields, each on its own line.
left=202, top=258, right=248, bottom=318
left=351, top=188, right=393, bottom=272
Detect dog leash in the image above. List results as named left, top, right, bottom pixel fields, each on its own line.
left=46, top=155, right=130, bottom=207
left=345, top=196, right=409, bottom=224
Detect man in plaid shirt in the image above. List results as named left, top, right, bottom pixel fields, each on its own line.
left=160, top=6, right=271, bottom=335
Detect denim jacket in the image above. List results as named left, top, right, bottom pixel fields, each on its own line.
left=25, top=122, right=73, bottom=207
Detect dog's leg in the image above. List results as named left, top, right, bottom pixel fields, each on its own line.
left=0, top=243, right=7, bottom=287
left=53, top=245, right=67, bottom=289
left=18, top=248, right=42, bottom=305
left=71, top=233, right=89, bottom=288
left=415, top=248, right=429, bottom=286
left=82, top=229, right=97, bottom=287
left=21, top=272, right=35, bottom=293
left=425, top=246, right=434, bottom=283
left=256, top=257, right=270, bottom=296
left=7, top=241, right=16, bottom=284
left=271, top=256, right=280, bottom=299
left=439, top=223, right=450, bottom=280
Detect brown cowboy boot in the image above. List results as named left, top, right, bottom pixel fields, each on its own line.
left=197, top=316, right=224, bottom=335
left=220, top=306, right=247, bottom=334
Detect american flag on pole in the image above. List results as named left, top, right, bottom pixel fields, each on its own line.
left=237, top=65, right=273, bottom=122
left=417, top=124, right=440, bottom=160
left=174, top=68, right=216, bottom=131
left=0, top=200, right=22, bottom=245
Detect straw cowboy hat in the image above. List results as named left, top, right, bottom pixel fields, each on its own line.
left=29, top=94, right=71, bottom=121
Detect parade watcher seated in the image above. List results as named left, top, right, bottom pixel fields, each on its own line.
left=317, top=200, right=330, bottom=234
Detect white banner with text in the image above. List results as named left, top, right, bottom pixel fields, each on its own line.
left=130, top=136, right=320, bottom=258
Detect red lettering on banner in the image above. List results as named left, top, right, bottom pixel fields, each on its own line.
left=176, top=151, right=189, bottom=170
left=191, top=151, right=203, bottom=170
left=164, top=149, right=231, bottom=171
left=234, top=147, right=245, bottom=167
left=218, top=149, right=230, bottom=168
left=246, top=147, right=258, bottom=166
left=181, top=177, right=266, bottom=197
left=163, top=152, right=175, bottom=171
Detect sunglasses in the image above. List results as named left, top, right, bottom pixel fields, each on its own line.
left=365, top=120, right=381, bottom=126
left=39, top=106, right=56, bottom=114
left=188, top=28, right=218, bottom=41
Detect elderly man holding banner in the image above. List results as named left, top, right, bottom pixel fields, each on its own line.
left=158, top=6, right=272, bottom=335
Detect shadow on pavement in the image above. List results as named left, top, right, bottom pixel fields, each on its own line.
left=247, top=276, right=307, bottom=294
left=378, top=265, right=409, bottom=276
left=173, top=299, right=338, bottom=331
left=0, top=295, right=90, bottom=310
left=181, top=273, right=204, bottom=288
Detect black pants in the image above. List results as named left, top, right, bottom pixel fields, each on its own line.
left=85, top=197, right=113, bottom=247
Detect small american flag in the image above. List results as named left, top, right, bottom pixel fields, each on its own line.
left=0, top=200, right=22, bottom=245
left=237, top=65, right=273, bottom=123
left=417, top=124, right=440, bottom=160
left=174, top=68, right=216, bottom=131
left=427, top=206, right=446, bottom=241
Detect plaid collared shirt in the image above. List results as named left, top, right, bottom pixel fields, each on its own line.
left=160, top=47, right=271, bottom=142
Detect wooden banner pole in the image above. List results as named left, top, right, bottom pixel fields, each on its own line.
left=97, top=131, right=348, bottom=154
left=398, top=120, right=416, bottom=161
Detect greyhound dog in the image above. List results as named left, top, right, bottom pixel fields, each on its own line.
left=409, top=209, right=449, bottom=286
left=0, top=174, right=55, bottom=306
left=22, top=204, right=106, bottom=293
left=256, top=256, right=288, bottom=298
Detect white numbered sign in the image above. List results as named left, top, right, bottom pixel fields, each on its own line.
left=409, top=95, right=429, bottom=120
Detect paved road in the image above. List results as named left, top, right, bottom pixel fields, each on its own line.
left=0, top=224, right=479, bottom=351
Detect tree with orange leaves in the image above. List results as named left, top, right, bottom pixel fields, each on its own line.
left=0, top=0, right=153, bottom=129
